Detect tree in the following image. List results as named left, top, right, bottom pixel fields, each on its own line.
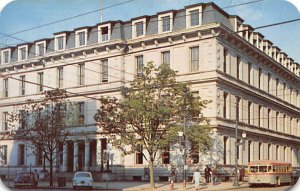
left=8, top=89, right=77, bottom=186
left=94, top=62, right=211, bottom=188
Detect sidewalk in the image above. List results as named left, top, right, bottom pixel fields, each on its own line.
left=2, top=180, right=249, bottom=190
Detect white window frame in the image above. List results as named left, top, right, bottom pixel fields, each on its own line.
left=1, top=49, right=10, bottom=64
left=18, top=45, right=28, bottom=61
left=132, top=18, right=146, bottom=39
left=35, top=41, right=46, bottom=56
left=98, top=23, right=111, bottom=43
left=55, top=33, right=66, bottom=51
left=78, top=63, right=85, bottom=85
left=57, top=67, right=64, bottom=88
left=158, top=12, right=173, bottom=34
left=186, top=6, right=202, bottom=28
left=161, top=51, right=170, bottom=65
left=2, top=112, right=8, bottom=131
left=75, top=29, right=88, bottom=47
left=37, top=72, right=44, bottom=93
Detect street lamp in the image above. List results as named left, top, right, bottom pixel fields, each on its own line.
left=233, top=130, right=247, bottom=187
left=177, top=130, right=186, bottom=188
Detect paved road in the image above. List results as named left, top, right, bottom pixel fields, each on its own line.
left=8, top=185, right=294, bottom=191
left=226, top=185, right=293, bottom=191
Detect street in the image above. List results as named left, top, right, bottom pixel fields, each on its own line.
left=6, top=185, right=294, bottom=191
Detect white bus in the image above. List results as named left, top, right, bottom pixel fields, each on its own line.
left=248, top=160, right=292, bottom=186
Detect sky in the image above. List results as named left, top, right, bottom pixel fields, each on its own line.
left=0, top=0, right=299, bottom=63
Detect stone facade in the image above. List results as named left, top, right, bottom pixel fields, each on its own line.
left=0, top=2, right=299, bottom=180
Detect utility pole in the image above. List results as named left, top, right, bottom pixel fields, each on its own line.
left=183, top=89, right=188, bottom=189
left=233, top=96, right=239, bottom=187
left=100, top=0, right=103, bottom=22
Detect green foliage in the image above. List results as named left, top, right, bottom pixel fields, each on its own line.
left=94, top=62, right=212, bottom=158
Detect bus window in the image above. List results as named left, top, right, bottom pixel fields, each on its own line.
left=250, top=166, right=258, bottom=173
left=268, top=166, right=272, bottom=172
left=273, top=166, right=277, bottom=172
left=259, top=166, right=267, bottom=172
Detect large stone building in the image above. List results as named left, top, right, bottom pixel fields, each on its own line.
left=0, top=2, right=299, bottom=180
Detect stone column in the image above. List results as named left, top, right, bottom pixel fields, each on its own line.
left=84, top=140, right=90, bottom=171
left=62, top=143, right=68, bottom=172
left=74, top=141, right=78, bottom=172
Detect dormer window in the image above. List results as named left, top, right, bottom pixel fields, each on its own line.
left=1, top=49, right=10, bottom=64
left=132, top=18, right=146, bottom=38
left=18, top=46, right=27, bottom=61
left=98, top=23, right=111, bottom=43
left=186, top=5, right=202, bottom=28
left=75, top=29, right=87, bottom=47
left=158, top=12, right=173, bottom=33
left=136, top=22, right=144, bottom=37
left=36, top=41, right=46, bottom=56
left=55, top=34, right=66, bottom=51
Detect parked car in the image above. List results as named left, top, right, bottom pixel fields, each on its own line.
left=14, top=171, right=38, bottom=188
left=72, top=171, right=93, bottom=190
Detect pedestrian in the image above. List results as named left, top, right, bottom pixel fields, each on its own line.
left=211, top=166, right=216, bottom=185
left=239, top=167, right=245, bottom=182
left=204, top=165, right=212, bottom=183
left=192, top=168, right=201, bottom=190
left=171, top=168, right=176, bottom=182
left=34, top=169, right=39, bottom=180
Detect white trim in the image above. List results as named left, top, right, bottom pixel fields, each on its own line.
left=54, top=33, right=66, bottom=51
left=158, top=12, right=173, bottom=34
left=35, top=41, right=46, bottom=56
left=1, top=49, right=10, bottom=64
left=186, top=5, right=202, bottom=28
left=132, top=18, right=146, bottom=39
left=75, top=29, right=88, bottom=47
left=98, top=23, right=111, bottom=43
left=18, top=45, right=28, bottom=61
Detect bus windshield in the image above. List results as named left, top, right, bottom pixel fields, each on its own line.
left=249, top=165, right=268, bottom=173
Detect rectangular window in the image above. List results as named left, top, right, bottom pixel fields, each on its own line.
left=276, top=78, right=279, bottom=97
left=223, top=92, right=228, bottom=118
left=161, top=147, right=170, bottom=164
left=162, top=16, right=171, bottom=32
left=20, top=75, right=25, bottom=96
left=20, top=47, right=27, bottom=61
left=78, top=64, right=85, bottom=85
left=248, top=102, right=252, bottom=124
left=258, top=68, right=262, bottom=89
left=3, top=51, right=9, bottom=64
left=162, top=51, right=170, bottom=65
left=57, top=36, right=65, bottom=50
left=190, top=46, right=199, bottom=72
left=190, top=10, right=199, bottom=26
left=136, top=55, right=144, bottom=77
left=258, top=105, right=262, bottom=127
left=78, top=102, right=85, bottom=124
left=268, top=109, right=271, bottom=129
left=101, top=59, right=108, bottom=82
left=0, top=145, right=7, bottom=165
left=223, top=49, right=227, bottom=73
left=2, top=112, right=8, bottom=131
left=37, top=72, right=44, bottom=93
left=19, top=110, right=26, bottom=129
left=268, top=144, right=271, bottom=160
left=248, top=63, right=252, bottom=84
left=3, top=78, right=8, bottom=98
left=237, top=139, right=240, bottom=160
left=276, top=145, right=279, bottom=160
left=57, top=67, right=64, bottom=88
left=258, top=142, right=262, bottom=160
left=136, top=22, right=144, bottom=37
left=78, top=32, right=86, bottom=46
left=37, top=43, right=45, bottom=56
left=19, top=144, right=25, bottom=165
left=276, top=112, right=279, bottom=131
left=36, top=146, right=43, bottom=166
left=101, top=27, right=109, bottom=42
left=223, top=136, right=228, bottom=165
left=268, top=74, right=271, bottom=93
left=248, top=141, right=252, bottom=162
left=237, top=56, right=240, bottom=79
left=136, top=144, right=143, bottom=164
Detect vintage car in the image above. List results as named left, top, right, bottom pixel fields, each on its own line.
left=72, top=171, right=93, bottom=190
left=14, top=171, right=38, bottom=188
